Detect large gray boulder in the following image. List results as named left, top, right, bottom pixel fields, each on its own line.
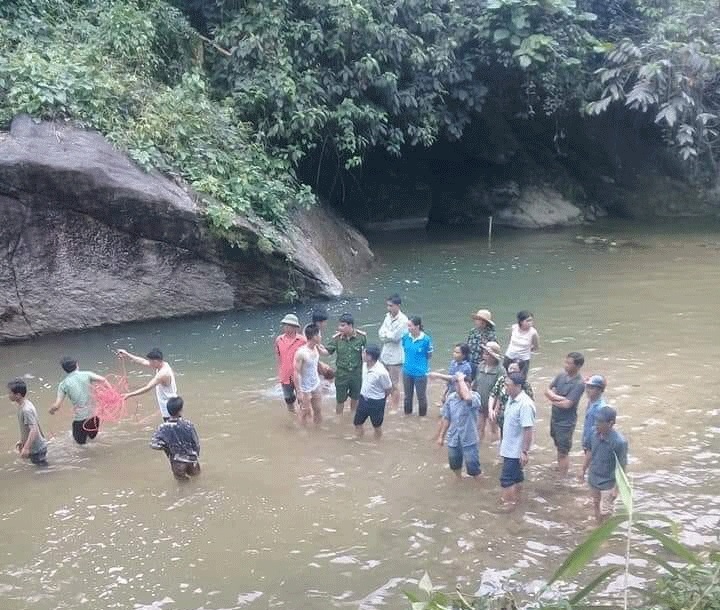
left=493, top=185, right=584, bottom=229
left=0, top=116, right=373, bottom=342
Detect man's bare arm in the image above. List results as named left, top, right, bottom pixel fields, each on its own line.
left=117, top=349, right=150, bottom=367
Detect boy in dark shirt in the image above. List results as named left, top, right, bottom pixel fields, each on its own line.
left=150, top=396, right=200, bottom=480
left=580, top=406, right=628, bottom=523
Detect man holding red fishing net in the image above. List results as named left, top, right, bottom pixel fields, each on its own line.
left=50, top=357, right=112, bottom=445
left=119, top=348, right=177, bottom=421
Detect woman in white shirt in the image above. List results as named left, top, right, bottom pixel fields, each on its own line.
left=503, top=311, right=539, bottom=375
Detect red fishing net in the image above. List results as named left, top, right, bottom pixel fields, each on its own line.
left=87, top=360, right=130, bottom=430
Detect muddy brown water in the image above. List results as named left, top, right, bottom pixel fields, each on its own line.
left=0, top=221, right=718, bottom=610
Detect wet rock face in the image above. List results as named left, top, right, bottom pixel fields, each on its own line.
left=0, top=116, right=373, bottom=343
left=493, top=185, right=585, bottom=229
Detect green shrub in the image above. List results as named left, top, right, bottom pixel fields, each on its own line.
left=0, top=0, right=314, bottom=243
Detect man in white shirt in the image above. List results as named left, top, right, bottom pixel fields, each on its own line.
left=119, top=348, right=177, bottom=421
left=378, top=294, right=408, bottom=411
left=500, top=372, right=536, bottom=510
left=354, top=345, right=392, bottom=439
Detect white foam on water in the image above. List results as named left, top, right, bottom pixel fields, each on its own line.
left=236, top=591, right=263, bottom=606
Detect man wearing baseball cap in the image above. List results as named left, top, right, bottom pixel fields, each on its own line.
left=274, top=313, right=306, bottom=414
left=581, top=375, right=608, bottom=456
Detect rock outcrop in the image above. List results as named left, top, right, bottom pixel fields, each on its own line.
left=493, top=185, right=585, bottom=229
left=0, top=116, right=373, bottom=342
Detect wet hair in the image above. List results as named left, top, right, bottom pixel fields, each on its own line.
left=146, top=348, right=163, bottom=361
left=507, top=372, right=526, bottom=387
left=365, top=345, right=381, bottom=361
left=166, top=396, right=184, bottom=417
left=409, top=316, right=423, bottom=330
left=595, top=405, right=616, bottom=424
left=517, top=310, right=533, bottom=324
left=311, top=307, right=328, bottom=323
left=339, top=313, right=354, bottom=326
left=455, top=343, right=470, bottom=360
left=61, top=357, right=78, bottom=373
left=7, top=378, right=27, bottom=396
left=386, top=294, right=402, bottom=306
left=304, top=323, right=321, bottom=340
left=567, top=351, right=585, bottom=367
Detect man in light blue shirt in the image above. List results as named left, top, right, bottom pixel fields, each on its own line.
left=436, top=372, right=482, bottom=478
left=500, top=372, right=536, bottom=509
left=581, top=375, right=608, bottom=453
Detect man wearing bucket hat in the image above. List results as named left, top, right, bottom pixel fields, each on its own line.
left=466, top=309, right=497, bottom=377
left=274, top=313, right=306, bottom=414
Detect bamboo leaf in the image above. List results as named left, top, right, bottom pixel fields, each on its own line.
left=634, top=549, right=686, bottom=581
left=545, top=515, right=626, bottom=587
left=419, top=571, right=433, bottom=594
left=568, top=566, right=619, bottom=605
left=632, top=523, right=701, bottom=565
left=614, top=457, right=632, bottom=515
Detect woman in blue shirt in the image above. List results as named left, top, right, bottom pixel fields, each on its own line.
left=401, top=316, right=433, bottom=416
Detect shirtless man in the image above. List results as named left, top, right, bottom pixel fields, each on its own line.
left=294, top=324, right=324, bottom=425
left=119, top=348, right=177, bottom=421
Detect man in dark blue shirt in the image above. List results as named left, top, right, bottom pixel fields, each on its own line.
left=580, top=406, right=628, bottom=523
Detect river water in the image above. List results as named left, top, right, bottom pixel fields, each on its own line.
left=0, top=220, right=718, bottom=610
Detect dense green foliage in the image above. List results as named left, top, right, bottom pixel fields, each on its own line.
left=1, top=0, right=718, bottom=243
left=0, top=0, right=313, bottom=241
left=199, top=0, right=600, bottom=172
left=585, top=0, right=720, bottom=180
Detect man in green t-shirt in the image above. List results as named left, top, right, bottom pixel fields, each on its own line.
left=326, top=313, right=367, bottom=415
left=50, top=357, right=110, bottom=445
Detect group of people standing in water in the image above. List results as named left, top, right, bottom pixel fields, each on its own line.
left=7, top=348, right=200, bottom=480
left=275, top=296, right=628, bottom=519
left=7, top=295, right=628, bottom=519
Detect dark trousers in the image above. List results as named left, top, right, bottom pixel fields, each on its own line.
left=72, top=417, right=99, bottom=445
left=403, top=373, right=428, bottom=416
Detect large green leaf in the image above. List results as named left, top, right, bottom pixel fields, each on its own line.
left=568, top=566, right=619, bottom=605
left=632, top=523, right=701, bottom=565
left=634, top=549, right=686, bottom=581
left=545, top=515, right=626, bottom=587
left=614, top=457, right=632, bottom=515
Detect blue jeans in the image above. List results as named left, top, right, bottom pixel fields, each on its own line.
left=448, top=444, right=481, bottom=476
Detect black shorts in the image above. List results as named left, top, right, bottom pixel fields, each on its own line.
left=500, top=457, right=524, bottom=488
left=72, top=417, right=100, bottom=445
left=353, top=395, right=386, bottom=428
left=281, top=382, right=297, bottom=406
